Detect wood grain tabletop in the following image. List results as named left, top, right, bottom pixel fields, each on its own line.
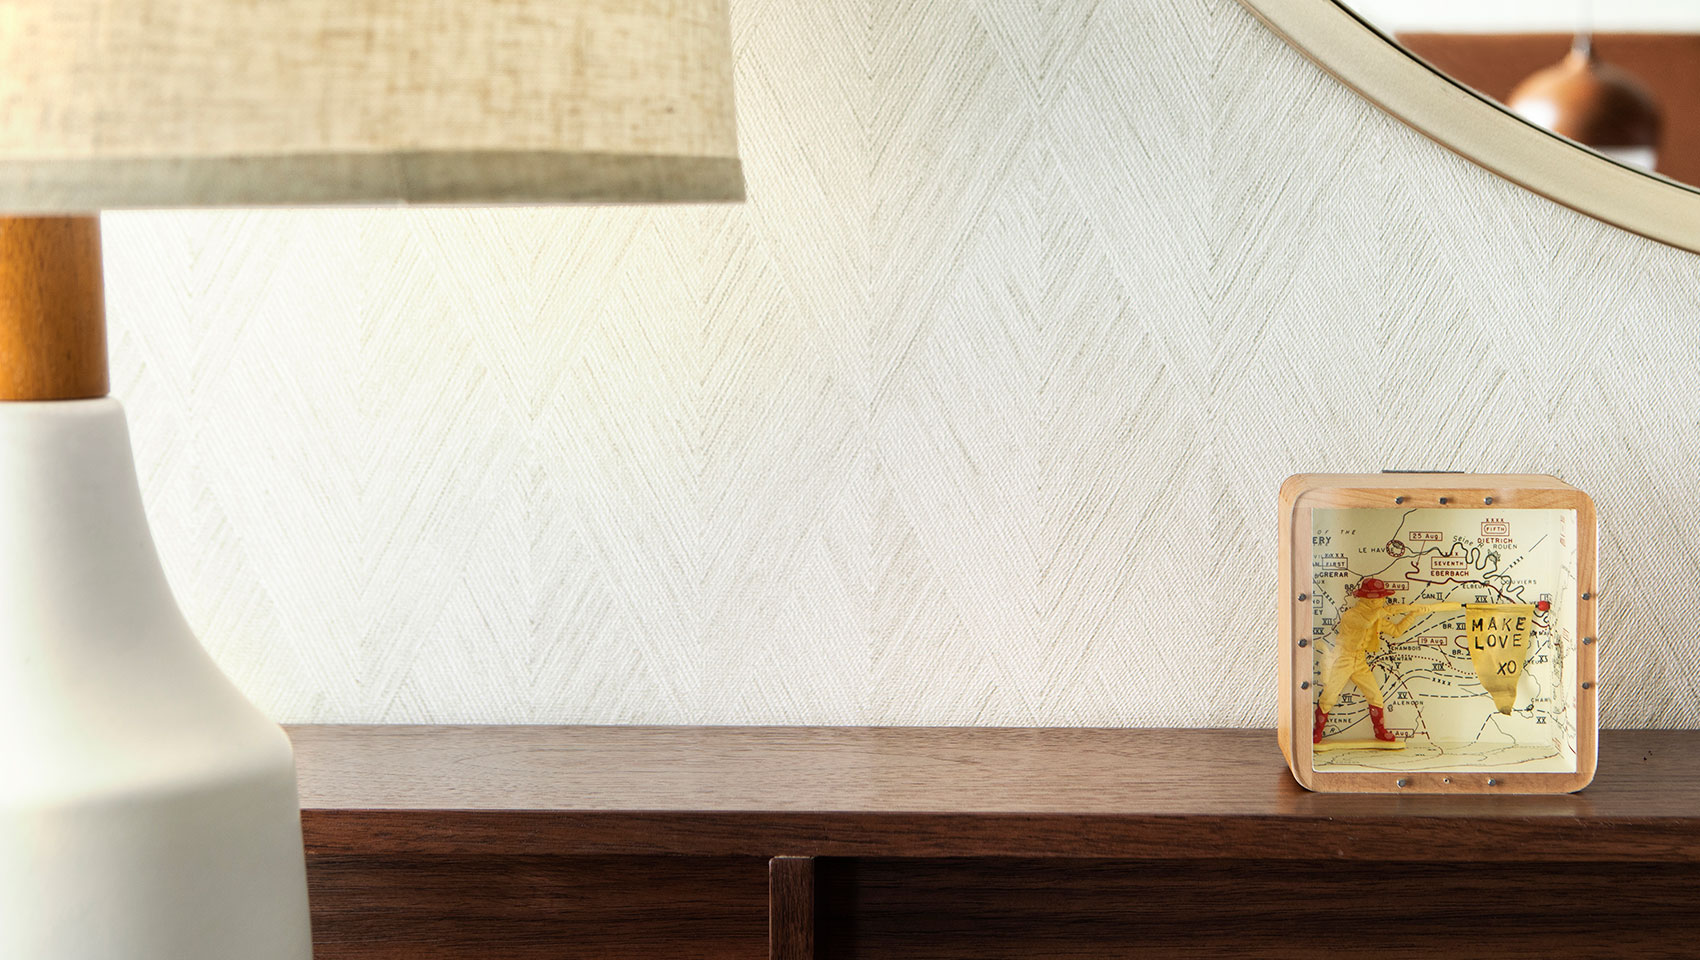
left=290, top=726, right=1700, bottom=862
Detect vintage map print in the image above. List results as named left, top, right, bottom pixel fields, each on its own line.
left=1309, top=507, right=1579, bottom=774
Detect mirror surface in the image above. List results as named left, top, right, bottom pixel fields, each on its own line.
left=1343, top=0, right=1700, bottom=189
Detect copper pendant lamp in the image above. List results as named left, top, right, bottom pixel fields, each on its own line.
left=1508, top=38, right=1662, bottom=172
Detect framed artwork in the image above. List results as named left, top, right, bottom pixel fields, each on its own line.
left=1279, top=474, right=1597, bottom=793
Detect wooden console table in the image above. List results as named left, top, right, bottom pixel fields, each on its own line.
left=292, top=726, right=1700, bottom=959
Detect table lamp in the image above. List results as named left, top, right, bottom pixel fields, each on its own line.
left=0, top=3, right=742, bottom=957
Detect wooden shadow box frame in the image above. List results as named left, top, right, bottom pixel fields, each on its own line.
left=1279, top=473, right=1597, bottom=794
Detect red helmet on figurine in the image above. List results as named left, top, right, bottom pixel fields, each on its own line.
left=1352, top=577, right=1396, bottom=599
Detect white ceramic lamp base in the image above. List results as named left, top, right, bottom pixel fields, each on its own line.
left=0, top=398, right=312, bottom=958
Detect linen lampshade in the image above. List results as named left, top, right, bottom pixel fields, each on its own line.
left=0, top=3, right=741, bottom=958
left=0, top=0, right=744, bottom=209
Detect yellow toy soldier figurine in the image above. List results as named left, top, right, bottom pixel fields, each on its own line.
left=1314, top=578, right=1461, bottom=744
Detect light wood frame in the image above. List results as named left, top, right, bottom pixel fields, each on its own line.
left=1278, top=473, right=1598, bottom=794
left=1235, top=0, right=1700, bottom=256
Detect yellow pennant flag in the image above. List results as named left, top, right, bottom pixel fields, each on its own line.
left=1465, top=603, right=1535, bottom=714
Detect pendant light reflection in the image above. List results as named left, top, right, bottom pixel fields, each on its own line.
left=1507, top=29, right=1662, bottom=172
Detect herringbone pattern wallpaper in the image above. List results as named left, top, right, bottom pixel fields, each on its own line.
left=103, top=0, right=1700, bottom=727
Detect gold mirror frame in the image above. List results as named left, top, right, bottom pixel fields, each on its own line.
left=1237, top=0, right=1700, bottom=255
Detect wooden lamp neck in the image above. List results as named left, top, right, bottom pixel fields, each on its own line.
left=0, top=216, right=108, bottom=401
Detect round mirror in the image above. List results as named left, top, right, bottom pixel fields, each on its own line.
left=1237, top=0, right=1700, bottom=253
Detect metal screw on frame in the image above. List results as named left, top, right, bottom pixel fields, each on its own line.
left=1298, top=593, right=1308, bottom=601
left=1583, top=681, right=1594, bottom=690
left=1484, top=496, right=1494, bottom=505
left=1486, top=778, right=1499, bottom=787
left=1439, top=496, right=1449, bottom=504
left=1584, top=636, right=1596, bottom=645
left=1298, top=639, right=1309, bottom=647
left=1300, top=681, right=1311, bottom=690
left=1396, top=778, right=1409, bottom=788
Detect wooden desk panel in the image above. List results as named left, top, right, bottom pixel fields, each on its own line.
left=817, top=858, right=1700, bottom=959
left=291, top=727, right=1700, bottom=958
left=308, top=855, right=768, bottom=960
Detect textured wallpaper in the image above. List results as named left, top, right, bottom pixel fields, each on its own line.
left=103, top=0, right=1700, bottom=727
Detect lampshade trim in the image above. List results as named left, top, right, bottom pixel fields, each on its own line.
left=0, top=152, right=744, bottom=212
